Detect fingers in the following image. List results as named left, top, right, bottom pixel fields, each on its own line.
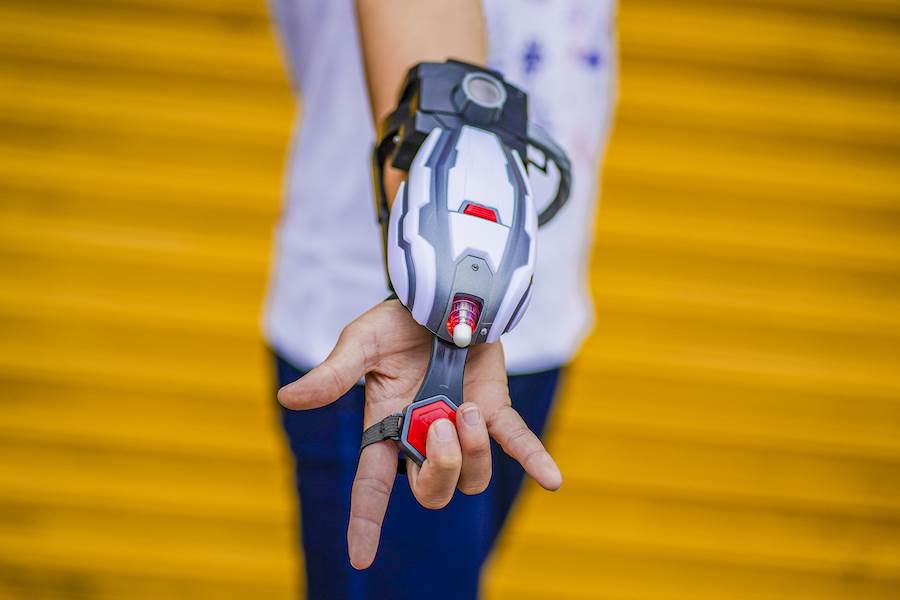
left=456, top=404, right=492, bottom=495
left=408, top=419, right=462, bottom=509
left=347, top=440, right=397, bottom=570
left=488, top=405, right=562, bottom=491
left=277, top=323, right=372, bottom=410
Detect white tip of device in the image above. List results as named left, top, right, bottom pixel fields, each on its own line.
left=452, top=323, right=472, bottom=348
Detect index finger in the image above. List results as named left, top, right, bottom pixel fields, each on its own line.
left=487, top=405, right=563, bottom=491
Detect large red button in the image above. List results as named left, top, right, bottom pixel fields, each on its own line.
left=406, top=401, right=457, bottom=457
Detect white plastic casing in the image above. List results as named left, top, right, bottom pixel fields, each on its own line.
left=386, top=126, right=537, bottom=344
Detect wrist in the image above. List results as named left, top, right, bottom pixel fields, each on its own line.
left=384, top=165, right=406, bottom=208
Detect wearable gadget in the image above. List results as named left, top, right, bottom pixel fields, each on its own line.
left=363, top=59, right=572, bottom=466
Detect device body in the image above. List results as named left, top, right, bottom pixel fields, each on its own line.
left=363, top=60, right=570, bottom=466
left=387, top=124, right=537, bottom=348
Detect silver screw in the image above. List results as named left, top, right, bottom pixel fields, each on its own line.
left=480, top=328, right=488, bottom=336
left=471, top=264, right=479, bottom=271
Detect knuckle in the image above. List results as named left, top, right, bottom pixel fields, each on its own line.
left=322, top=361, right=345, bottom=390
left=348, top=512, right=381, bottom=530
left=464, top=438, right=491, bottom=462
left=504, top=425, right=532, bottom=453
left=339, top=322, right=364, bottom=345
left=431, top=451, right=462, bottom=472
left=353, top=475, right=391, bottom=500
left=338, top=323, right=356, bottom=341
left=339, top=322, right=375, bottom=367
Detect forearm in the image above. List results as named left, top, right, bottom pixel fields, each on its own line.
left=356, top=0, right=487, bottom=128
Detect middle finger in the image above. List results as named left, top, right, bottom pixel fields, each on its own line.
left=408, top=418, right=462, bottom=509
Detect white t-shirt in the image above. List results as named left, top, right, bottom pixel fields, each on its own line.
left=265, top=0, right=616, bottom=374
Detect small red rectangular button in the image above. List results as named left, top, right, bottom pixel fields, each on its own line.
left=463, top=203, right=498, bottom=222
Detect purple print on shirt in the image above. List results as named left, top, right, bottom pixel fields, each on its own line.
left=582, top=49, right=603, bottom=70
left=523, top=39, right=543, bottom=75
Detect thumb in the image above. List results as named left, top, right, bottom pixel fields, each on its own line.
left=277, top=324, right=371, bottom=410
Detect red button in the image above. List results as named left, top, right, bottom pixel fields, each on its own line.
left=463, top=203, right=498, bottom=222
left=406, top=401, right=457, bottom=457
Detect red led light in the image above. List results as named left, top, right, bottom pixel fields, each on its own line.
left=463, top=203, right=498, bottom=222
left=447, top=295, right=482, bottom=347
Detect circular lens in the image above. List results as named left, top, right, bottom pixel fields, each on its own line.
left=463, top=73, right=506, bottom=108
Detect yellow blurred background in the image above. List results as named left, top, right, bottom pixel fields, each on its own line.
left=1, top=0, right=899, bottom=598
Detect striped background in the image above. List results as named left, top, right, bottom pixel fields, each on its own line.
left=1, top=0, right=898, bottom=598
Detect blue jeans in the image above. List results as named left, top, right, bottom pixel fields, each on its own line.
left=275, top=354, right=561, bottom=600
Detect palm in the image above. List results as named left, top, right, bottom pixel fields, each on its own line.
left=278, top=299, right=561, bottom=569
left=360, top=301, right=510, bottom=436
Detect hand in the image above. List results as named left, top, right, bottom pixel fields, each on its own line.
left=277, top=300, right=563, bottom=569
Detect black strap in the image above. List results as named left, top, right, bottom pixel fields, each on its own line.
left=374, top=121, right=571, bottom=229
left=526, top=121, right=572, bottom=226
left=360, top=414, right=403, bottom=451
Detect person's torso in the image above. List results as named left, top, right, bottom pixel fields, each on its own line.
left=265, top=0, right=617, bottom=373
